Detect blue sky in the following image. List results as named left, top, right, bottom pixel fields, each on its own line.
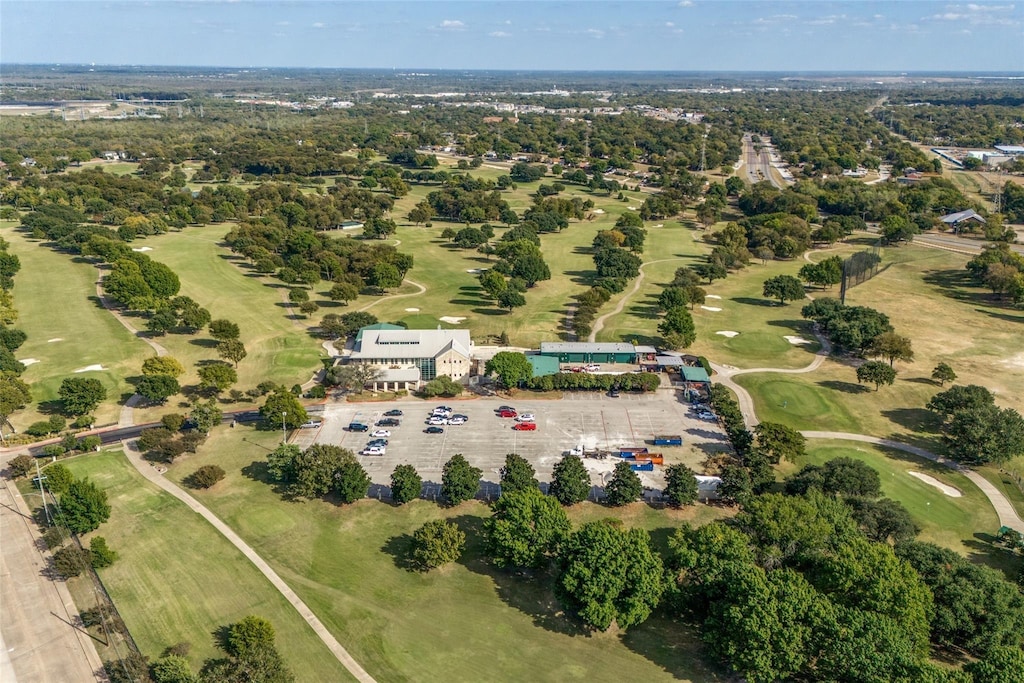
left=2, top=1, right=1022, bottom=72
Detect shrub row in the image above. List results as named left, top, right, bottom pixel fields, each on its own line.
left=527, top=371, right=660, bottom=393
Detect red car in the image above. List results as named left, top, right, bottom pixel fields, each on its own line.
left=512, top=422, right=537, bottom=431
left=498, top=409, right=517, bottom=418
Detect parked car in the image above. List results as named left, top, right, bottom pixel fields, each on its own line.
left=497, top=405, right=515, bottom=413
left=608, top=388, right=620, bottom=398
left=451, top=414, right=469, bottom=422
left=512, top=422, right=537, bottom=431
left=384, top=409, right=403, bottom=416
left=425, top=426, right=444, bottom=434
left=515, top=413, right=535, bottom=423
left=348, top=422, right=369, bottom=432
left=433, top=405, right=453, bottom=413
left=362, top=446, right=385, bottom=456
left=448, top=416, right=467, bottom=425
left=428, top=416, right=449, bottom=425
left=585, top=364, right=601, bottom=372
left=697, top=412, right=717, bottom=421
left=498, top=409, right=517, bottom=418
left=299, top=419, right=323, bottom=429
left=371, top=429, right=391, bottom=438
left=376, top=418, right=400, bottom=427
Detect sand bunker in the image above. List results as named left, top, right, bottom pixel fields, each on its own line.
left=74, top=364, right=105, bottom=373
left=439, top=316, right=466, bottom=324
left=655, top=224, right=664, bottom=228
left=47, top=338, right=64, bottom=343
left=705, top=294, right=722, bottom=299
left=716, top=331, right=740, bottom=338
left=908, top=471, right=962, bottom=497
left=19, top=358, right=40, bottom=366
left=404, top=307, right=420, bottom=312
left=627, top=206, right=638, bottom=211
left=466, top=269, right=481, bottom=274
left=131, top=246, right=153, bottom=252
left=592, top=209, right=605, bottom=214
left=784, top=335, right=812, bottom=345
left=700, top=306, right=722, bottom=312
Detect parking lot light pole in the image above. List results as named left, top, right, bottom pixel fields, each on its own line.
left=282, top=411, right=287, bottom=443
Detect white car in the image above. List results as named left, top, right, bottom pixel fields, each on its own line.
left=371, top=429, right=391, bottom=438
left=362, top=446, right=386, bottom=456
left=448, top=417, right=466, bottom=425
left=428, top=416, right=448, bottom=425
left=515, top=413, right=535, bottom=423
left=585, top=364, right=601, bottom=372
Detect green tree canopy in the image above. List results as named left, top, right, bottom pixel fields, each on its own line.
left=485, top=351, right=533, bottom=389
left=484, top=488, right=570, bottom=570
left=499, top=452, right=538, bottom=495
left=762, top=274, right=806, bottom=305
left=605, top=461, right=643, bottom=506
left=412, top=519, right=466, bottom=570
left=549, top=454, right=591, bottom=506
left=60, top=477, right=111, bottom=534
left=58, top=377, right=106, bottom=415
left=856, top=360, right=897, bottom=390
left=441, top=454, right=482, bottom=506
left=389, top=464, right=422, bottom=505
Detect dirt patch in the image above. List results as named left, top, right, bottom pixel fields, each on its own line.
left=908, top=471, right=962, bottom=497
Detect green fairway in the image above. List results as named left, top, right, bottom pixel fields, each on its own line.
left=3, top=223, right=151, bottom=428
left=60, top=450, right=355, bottom=681
left=789, top=440, right=1008, bottom=569
left=127, top=225, right=324, bottom=420
left=162, top=424, right=734, bottom=682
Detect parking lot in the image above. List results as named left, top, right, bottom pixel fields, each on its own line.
left=295, top=389, right=731, bottom=493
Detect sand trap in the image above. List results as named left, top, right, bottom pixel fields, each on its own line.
left=466, top=269, right=481, bottom=274
left=439, top=316, right=466, bottom=324
left=784, top=335, right=812, bottom=345
left=655, top=224, right=664, bottom=228
left=716, top=331, right=740, bottom=338
left=74, top=364, right=105, bottom=373
left=705, top=294, right=722, bottom=299
left=404, top=307, right=420, bottom=312
left=627, top=206, right=637, bottom=210
left=700, top=306, right=722, bottom=312
left=1001, top=352, right=1024, bottom=368
left=131, top=246, right=153, bottom=252
left=19, top=358, right=40, bottom=366
left=592, top=209, right=605, bottom=214
left=47, top=337, right=64, bottom=343
left=908, top=471, right=962, bottom=497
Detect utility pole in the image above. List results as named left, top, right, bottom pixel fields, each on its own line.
left=35, top=459, right=50, bottom=525
left=282, top=412, right=287, bottom=444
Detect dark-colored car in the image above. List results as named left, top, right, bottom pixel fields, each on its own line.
left=497, top=405, right=515, bottom=413
left=512, top=422, right=537, bottom=431
left=384, top=409, right=403, bottom=416
left=348, top=422, right=369, bottom=432
left=376, top=418, right=400, bottom=427
left=608, top=388, right=620, bottom=398
left=367, top=438, right=388, bottom=447
left=425, top=426, right=444, bottom=434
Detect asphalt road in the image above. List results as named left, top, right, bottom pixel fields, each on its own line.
left=743, top=132, right=785, bottom=189
left=863, top=225, right=1024, bottom=256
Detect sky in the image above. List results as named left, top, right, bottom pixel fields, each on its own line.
left=2, top=1, right=1022, bottom=72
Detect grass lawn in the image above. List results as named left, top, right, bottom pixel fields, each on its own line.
left=3, top=223, right=152, bottom=429
left=59, top=450, right=355, bottom=681
left=162, top=423, right=735, bottom=682
left=787, top=440, right=1013, bottom=573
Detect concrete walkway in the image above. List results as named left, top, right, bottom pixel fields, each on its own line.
left=119, top=446, right=377, bottom=683
left=801, top=431, right=1024, bottom=533
left=588, top=256, right=689, bottom=343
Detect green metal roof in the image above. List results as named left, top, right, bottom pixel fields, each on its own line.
left=679, top=365, right=711, bottom=383
left=354, top=323, right=405, bottom=344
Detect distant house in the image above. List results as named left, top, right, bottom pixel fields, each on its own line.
left=939, top=209, right=986, bottom=229
left=318, top=220, right=364, bottom=232
left=349, top=326, right=473, bottom=389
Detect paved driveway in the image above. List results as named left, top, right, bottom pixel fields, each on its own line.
left=310, top=391, right=731, bottom=491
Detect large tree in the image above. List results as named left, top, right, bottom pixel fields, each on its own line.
left=260, top=388, right=308, bottom=430
left=141, top=356, right=185, bottom=377
left=485, top=351, right=533, bottom=389
left=663, top=464, right=699, bottom=507
left=605, top=461, right=643, bottom=506
left=217, top=339, right=248, bottom=367
left=754, top=422, right=807, bottom=464
left=867, top=332, right=914, bottom=368
left=930, top=362, right=957, bottom=387
left=290, top=444, right=356, bottom=499
left=209, top=319, right=241, bottom=341
left=441, top=454, right=482, bottom=506
left=549, top=454, right=591, bottom=506
left=60, top=477, right=111, bottom=534
left=389, top=464, right=423, bottom=505
left=412, top=519, right=466, bottom=570
left=944, top=403, right=1024, bottom=465
left=556, top=520, right=664, bottom=631
left=856, top=360, right=896, bottom=390
left=197, top=362, right=237, bottom=393
left=762, top=275, right=806, bottom=305
left=335, top=461, right=371, bottom=504
left=658, top=306, right=697, bottom=349
left=58, top=377, right=106, bottom=415
left=137, top=374, right=180, bottom=404
left=499, top=452, right=538, bottom=495
left=484, top=488, right=570, bottom=570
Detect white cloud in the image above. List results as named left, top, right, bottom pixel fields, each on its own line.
left=439, top=19, right=465, bottom=30
left=967, top=3, right=1015, bottom=11
left=678, top=0, right=694, bottom=6
left=489, top=31, right=511, bottom=38
left=585, top=28, right=605, bottom=38
left=665, top=21, right=675, bottom=27
left=275, top=21, right=290, bottom=27
left=312, top=21, right=326, bottom=29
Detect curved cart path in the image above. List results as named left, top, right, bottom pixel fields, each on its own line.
left=120, top=446, right=378, bottom=683
left=587, top=257, right=689, bottom=343
left=357, top=278, right=426, bottom=313
left=707, top=333, right=1023, bottom=533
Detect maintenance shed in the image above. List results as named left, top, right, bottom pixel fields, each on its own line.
left=539, top=342, right=638, bottom=364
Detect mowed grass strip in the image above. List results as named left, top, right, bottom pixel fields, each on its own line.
left=163, top=424, right=733, bottom=682
left=3, top=224, right=151, bottom=428
left=61, top=450, right=355, bottom=681
left=785, top=440, right=1012, bottom=573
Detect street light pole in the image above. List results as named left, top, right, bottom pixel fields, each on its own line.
left=282, top=411, right=287, bottom=443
